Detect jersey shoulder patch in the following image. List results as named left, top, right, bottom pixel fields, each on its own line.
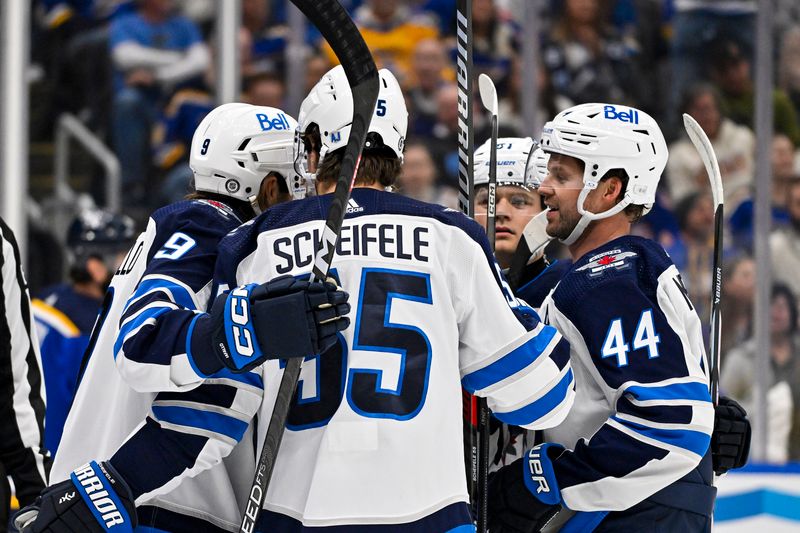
left=554, top=236, right=673, bottom=320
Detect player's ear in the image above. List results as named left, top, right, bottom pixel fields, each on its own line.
left=601, top=174, right=625, bottom=205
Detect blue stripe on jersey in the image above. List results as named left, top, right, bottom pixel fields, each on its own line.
left=461, top=326, right=557, bottom=393
left=130, top=278, right=197, bottom=311
left=151, top=405, right=248, bottom=442
left=114, top=306, right=172, bottom=359
left=493, top=368, right=573, bottom=425
left=185, top=313, right=210, bottom=378
left=611, top=416, right=711, bottom=456
left=626, top=381, right=710, bottom=403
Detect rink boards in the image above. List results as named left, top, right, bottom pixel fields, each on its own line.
left=715, top=463, right=800, bottom=532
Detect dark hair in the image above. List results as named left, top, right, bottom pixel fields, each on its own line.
left=599, top=169, right=645, bottom=222
left=243, top=72, right=285, bottom=94
left=772, top=283, right=798, bottom=335
left=673, top=192, right=703, bottom=230
left=680, top=83, right=723, bottom=116
left=316, top=144, right=402, bottom=188
left=708, top=38, right=749, bottom=73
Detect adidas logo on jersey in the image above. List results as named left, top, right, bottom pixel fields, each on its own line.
left=346, top=199, right=364, bottom=214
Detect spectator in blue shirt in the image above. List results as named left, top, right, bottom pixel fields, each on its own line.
left=109, top=0, right=209, bottom=205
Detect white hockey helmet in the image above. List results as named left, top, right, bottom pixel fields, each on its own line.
left=540, top=103, right=668, bottom=244
left=190, top=103, right=307, bottom=214
left=474, top=137, right=539, bottom=190
left=525, top=144, right=550, bottom=189
left=298, top=65, right=408, bottom=168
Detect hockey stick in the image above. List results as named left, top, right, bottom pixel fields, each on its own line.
left=456, top=0, right=479, bottom=522
left=683, top=113, right=724, bottom=405
left=478, top=74, right=498, bottom=248
left=239, top=2, right=378, bottom=531
left=475, top=72, right=499, bottom=533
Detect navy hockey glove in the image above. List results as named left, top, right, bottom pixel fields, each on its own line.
left=14, top=461, right=136, bottom=533
left=488, top=443, right=564, bottom=533
left=191, top=275, right=351, bottom=374
left=712, top=396, right=751, bottom=475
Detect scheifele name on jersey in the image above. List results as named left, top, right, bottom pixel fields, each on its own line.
left=273, top=222, right=431, bottom=274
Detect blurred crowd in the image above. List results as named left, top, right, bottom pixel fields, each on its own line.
left=25, top=0, right=800, bottom=463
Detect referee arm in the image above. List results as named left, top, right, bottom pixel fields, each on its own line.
left=0, top=218, right=50, bottom=506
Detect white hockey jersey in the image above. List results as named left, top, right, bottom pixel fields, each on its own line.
left=214, top=188, right=575, bottom=529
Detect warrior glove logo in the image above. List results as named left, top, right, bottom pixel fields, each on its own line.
left=71, top=463, right=127, bottom=528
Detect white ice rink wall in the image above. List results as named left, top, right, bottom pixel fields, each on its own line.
left=714, top=463, right=800, bottom=532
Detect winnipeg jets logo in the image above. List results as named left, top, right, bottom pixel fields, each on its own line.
left=58, top=491, right=76, bottom=504
left=346, top=198, right=364, bottom=214
left=576, top=250, right=638, bottom=276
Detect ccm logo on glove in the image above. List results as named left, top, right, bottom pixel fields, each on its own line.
left=229, top=287, right=256, bottom=358
left=71, top=462, right=127, bottom=528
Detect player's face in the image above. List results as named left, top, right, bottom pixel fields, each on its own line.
left=475, top=185, right=542, bottom=267
left=538, top=154, right=584, bottom=240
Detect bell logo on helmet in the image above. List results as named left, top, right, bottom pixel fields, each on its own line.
left=603, top=105, right=639, bottom=124
left=256, top=113, right=292, bottom=131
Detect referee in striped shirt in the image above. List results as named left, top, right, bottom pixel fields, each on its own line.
left=0, top=218, right=49, bottom=528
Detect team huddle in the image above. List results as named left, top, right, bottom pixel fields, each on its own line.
left=15, top=59, right=748, bottom=532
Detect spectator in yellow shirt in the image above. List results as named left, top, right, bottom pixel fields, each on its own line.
left=321, top=0, right=438, bottom=84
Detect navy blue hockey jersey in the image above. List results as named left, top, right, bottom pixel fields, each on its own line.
left=52, top=199, right=262, bottom=532
left=539, top=235, right=713, bottom=512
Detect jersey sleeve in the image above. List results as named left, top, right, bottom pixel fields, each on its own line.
left=114, top=203, right=239, bottom=393
left=108, top=368, right=262, bottom=503
left=108, top=204, right=264, bottom=501
left=454, top=230, right=574, bottom=430
left=551, top=269, right=713, bottom=512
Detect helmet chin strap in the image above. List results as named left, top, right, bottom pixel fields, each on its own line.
left=559, top=187, right=630, bottom=246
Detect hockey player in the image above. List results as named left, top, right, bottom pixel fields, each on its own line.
left=472, top=137, right=566, bottom=310
left=32, top=207, right=135, bottom=453
left=15, top=103, right=350, bottom=533
left=213, top=65, right=575, bottom=531
left=487, top=103, right=717, bottom=532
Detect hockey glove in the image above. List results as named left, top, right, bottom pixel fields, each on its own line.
left=712, top=396, right=751, bottom=475
left=190, top=275, right=351, bottom=374
left=14, top=461, right=136, bottom=533
left=488, top=443, right=564, bottom=533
